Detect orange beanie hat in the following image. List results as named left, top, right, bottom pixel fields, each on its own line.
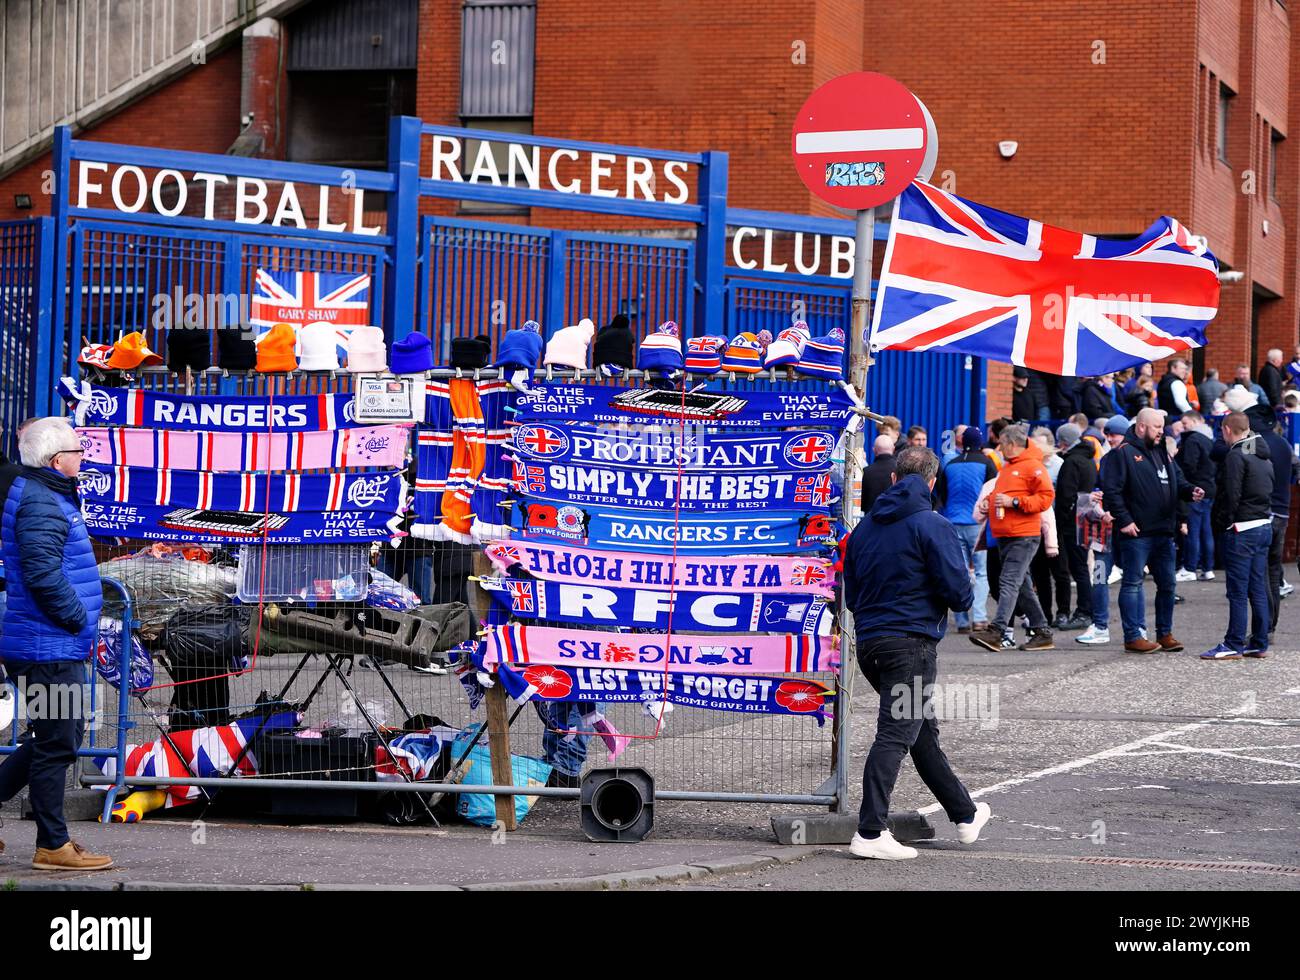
left=256, top=323, right=299, bottom=373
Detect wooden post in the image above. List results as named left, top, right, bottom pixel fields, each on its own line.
left=485, top=682, right=517, bottom=831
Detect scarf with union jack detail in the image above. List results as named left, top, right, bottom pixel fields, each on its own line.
left=79, top=463, right=406, bottom=513
left=482, top=623, right=835, bottom=675
left=84, top=501, right=404, bottom=544
left=61, top=378, right=366, bottom=432
left=77, top=424, right=411, bottom=472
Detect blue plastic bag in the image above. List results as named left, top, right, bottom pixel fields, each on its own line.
left=94, top=617, right=154, bottom=692
left=451, top=731, right=551, bottom=827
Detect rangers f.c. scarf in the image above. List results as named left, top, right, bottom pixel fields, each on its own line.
left=508, top=423, right=836, bottom=512
left=510, top=384, right=856, bottom=429
left=79, top=463, right=406, bottom=513
left=510, top=501, right=838, bottom=555
left=84, top=500, right=403, bottom=544
left=479, top=576, right=832, bottom=634
left=61, top=378, right=366, bottom=432
left=482, top=623, right=834, bottom=674
left=483, top=541, right=836, bottom=593
left=78, top=424, right=411, bottom=472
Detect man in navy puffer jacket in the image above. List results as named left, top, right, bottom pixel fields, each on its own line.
left=0, top=417, right=112, bottom=870
left=842, top=445, right=991, bottom=861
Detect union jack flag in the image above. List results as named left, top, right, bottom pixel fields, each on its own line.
left=790, top=562, right=827, bottom=587
left=506, top=579, right=535, bottom=613
left=250, top=269, right=371, bottom=356
left=870, top=182, right=1221, bottom=375
left=794, top=473, right=833, bottom=507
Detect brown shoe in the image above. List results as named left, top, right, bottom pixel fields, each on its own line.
left=1157, top=634, right=1184, bottom=652
left=1124, top=638, right=1161, bottom=654
left=973, top=622, right=989, bottom=631
left=32, top=841, right=114, bottom=871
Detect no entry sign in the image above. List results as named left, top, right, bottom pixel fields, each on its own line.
left=791, top=72, right=932, bottom=210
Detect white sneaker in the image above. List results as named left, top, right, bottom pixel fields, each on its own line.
left=1107, top=566, right=1122, bottom=585
left=1198, top=570, right=1215, bottom=581
left=1280, top=580, right=1294, bottom=598
left=1175, top=568, right=1196, bottom=582
left=1075, top=625, right=1110, bottom=644
left=955, top=802, right=992, bottom=844
left=849, top=830, right=918, bottom=860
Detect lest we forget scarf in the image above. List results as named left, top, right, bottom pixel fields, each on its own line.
left=479, top=576, right=831, bottom=635
left=77, top=424, right=410, bottom=471
left=80, top=463, right=406, bottom=513
left=489, top=660, right=830, bottom=722
left=61, top=378, right=366, bottom=432
left=508, top=422, right=835, bottom=512
left=483, top=540, right=836, bottom=593
left=509, top=384, right=857, bottom=429
left=482, top=623, right=835, bottom=674
left=509, top=501, right=838, bottom=555
left=84, top=500, right=403, bottom=545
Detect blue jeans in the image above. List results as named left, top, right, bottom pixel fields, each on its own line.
left=1185, top=499, right=1215, bottom=573
left=534, top=701, right=594, bottom=778
left=1088, top=548, right=1113, bottom=629
left=1115, top=535, right=1177, bottom=642
left=1221, top=524, right=1272, bottom=652
left=951, top=523, right=989, bottom=628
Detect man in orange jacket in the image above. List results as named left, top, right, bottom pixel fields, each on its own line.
left=970, top=424, right=1056, bottom=652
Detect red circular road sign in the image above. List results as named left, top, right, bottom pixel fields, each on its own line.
left=791, top=72, right=931, bottom=210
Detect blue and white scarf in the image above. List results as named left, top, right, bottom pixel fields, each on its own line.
left=510, top=501, right=839, bottom=555
left=510, top=384, right=856, bottom=429
left=61, top=378, right=365, bottom=432
left=84, top=500, right=403, bottom=544
left=509, top=423, right=835, bottom=512
left=479, top=576, right=831, bottom=634
left=80, top=463, right=406, bottom=514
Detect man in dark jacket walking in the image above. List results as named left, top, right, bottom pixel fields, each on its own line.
left=933, top=427, right=998, bottom=631
left=843, top=446, right=990, bottom=860
left=860, top=434, right=897, bottom=513
left=1101, top=408, right=1204, bottom=653
left=1177, top=412, right=1218, bottom=580
left=1053, top=423, right=1096, bottom=629
left=1203, top=413, right=1275, bottom=659
left=1259, top=349, right=1285, bottom=410
left=0, top=418, right=112, bottom=871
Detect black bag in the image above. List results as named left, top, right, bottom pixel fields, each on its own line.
left=160, top=605, right=250, bottom=730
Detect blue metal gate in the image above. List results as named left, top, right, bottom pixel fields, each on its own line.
left=0, top=218, right=51, bottom=457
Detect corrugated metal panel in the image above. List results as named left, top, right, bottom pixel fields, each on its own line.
left=287, top=0, right=418, bottom=71
left=460, top=2, right=535, bottom=118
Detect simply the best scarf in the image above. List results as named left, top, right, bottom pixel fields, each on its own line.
left=482, top=540, right=836, bottom=593
left=78, top=424, right=411, bottom=471
left=84, top=500, right=404, bottom=544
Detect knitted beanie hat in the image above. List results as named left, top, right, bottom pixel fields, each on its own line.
left=347, top=325, right=388, bottom=374
left=165, top=330, right=212, bottom=373
left=544, top=318, right=595, bottom=371
left=593, top=314, right=635, bottom=371
left=107, top=331, right=163, bottom=370
left=217, top=328, right=257, bottom=371
left=796, top=327, right=846, bottom=380
left=390, top=331, right=434, bottom=374
left=721, top=332, right=765, bottom=374
left=764, top=322, right=811, bottom=368
left=685, top=335, right=727, bottom=374
left=636, top=320, right=683, bottom=376
left=495, top=319, right=544, bottom=371
left=255, top=323, right=299, bottom=374
left=961, top=426, right=984, bottom=451
left=299, top=321, right=341, bottom=372
left=450, top=334, right=492, bottom=370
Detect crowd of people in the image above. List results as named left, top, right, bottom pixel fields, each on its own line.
left=861, top=353, right=1298, bottom=660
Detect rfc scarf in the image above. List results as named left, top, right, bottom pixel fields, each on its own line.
left=479, top=576, right=831, bottom=634
left=483, top=540, right=836, bottom=593
left=78, top=424, right=411, bottom=472
left=84, top=500, right=403, bottom=545
left=483, top=623, right=834, bottom=674
left=62, top=378, right=366, bottom=432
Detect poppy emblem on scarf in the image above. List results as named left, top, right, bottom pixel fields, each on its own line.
left=523, top=664, right=573, bottom=698
left=775, top=680, right=826, bottom=713
left=784, top=433, right=834, bottom=467
left=798, top=513, right=835, bottom=544
left=515, top=423, right=569, bottom=458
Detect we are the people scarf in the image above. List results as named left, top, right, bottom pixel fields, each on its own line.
left=84, top=500, right=403, bottom=544
left=483, top=540, right=836, bottom=593
left=77, top=424, right=411, bottom=471
left=80, top=463, right=406, bottom=513
left=508, top=423, right=835, bottom=511
left=479, top=576, right=831, bottom=634
left=489, top=661, right=830, bottom=721
left=510, top=384, right=856, bottom=428
left=482, top=623, right=833, bottom=674
left=510, top=501, right=838, bottom=555
left=62, top=378, right=365, bottom=432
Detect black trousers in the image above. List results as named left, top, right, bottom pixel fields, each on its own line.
left=1061, top=534, right=1093, bottom=618
left=1030, top=537, right=1071, bottom=621
left=856, top=635, right=976, bottom=835
left=1269, top=516, right=1288, bottom=632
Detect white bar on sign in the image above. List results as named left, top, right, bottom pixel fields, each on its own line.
left=795, top=127, right=924, bottom=154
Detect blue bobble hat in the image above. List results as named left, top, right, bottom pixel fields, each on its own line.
left=685, top=335, right=727, bottom=374
left=637, top=320, right=684, bottom=376
left=390, top=331, right=434, bottom=374
left=495, top=319, right=544, bottom=371
left=721, top=332, right=765, bottom=374
left=796, top=327, right=846, bottom=380
left=764, top=321, right=810, bottom=368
